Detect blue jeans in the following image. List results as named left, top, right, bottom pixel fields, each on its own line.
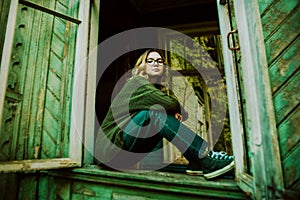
left=122, top=110, right=207, bottom=165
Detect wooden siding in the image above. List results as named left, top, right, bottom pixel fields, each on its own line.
left=260, top=0, right=300, bottom=191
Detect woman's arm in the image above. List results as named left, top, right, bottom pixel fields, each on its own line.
left=128, top=77, right=188, bottom=119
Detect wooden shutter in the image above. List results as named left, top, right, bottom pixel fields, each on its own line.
left=0, top=0, right=90, bottom=172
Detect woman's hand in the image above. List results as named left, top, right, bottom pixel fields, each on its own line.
left=174, top=113, right=183, bottom=122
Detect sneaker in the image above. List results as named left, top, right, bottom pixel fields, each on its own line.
left=186, top=151, right=234, bottom=179
left=202, top=151, right=234, bottom=179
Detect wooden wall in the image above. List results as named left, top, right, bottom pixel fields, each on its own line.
left=259, top=0, right=300, bottom=191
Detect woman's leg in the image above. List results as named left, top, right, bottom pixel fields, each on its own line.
left=122, top=110, right=234, bottom=179
left=123, top=110, right=207, bottom=164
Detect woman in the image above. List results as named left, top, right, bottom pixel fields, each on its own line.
left=95, top=49, right=234, bottom=179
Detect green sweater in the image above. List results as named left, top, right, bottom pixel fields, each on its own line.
left=95, top=76, right=186, bottom=163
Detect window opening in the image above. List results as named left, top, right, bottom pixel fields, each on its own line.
left=162, top=33, right=233, bottom=168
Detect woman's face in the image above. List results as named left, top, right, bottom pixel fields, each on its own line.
left=145, top=51, right=164, bottom=77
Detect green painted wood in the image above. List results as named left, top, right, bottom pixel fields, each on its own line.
left=25, top=0, right=78, bottom=19
left=37, top=174, right=63, bottom=200
left=260, top=0, right=300, bottom=192
left=1, top=4, right=32, bottom=161
left=258, top=0, right=274, bottom=15
left=0, top=0, right=79, bottom=161
left=265, top=3, right=300, bottom=65
left=232, top=0, right=285, bottom=197
left=282, top=143, right=300, bottom=189
left=28, top=0, right=56, bottom=160
left=37, top=175, right=50, bottom=200
left=261, top=0, right=298, bottom=39
left=17, top=173, right=38, bottom=200
left=273, top=68, right=300, bottom=125
left=47, top=167, right=248, bottom=200
left=269, top=37, right=300, bottom=93
left=52, top=177, right=72, bottom=199
left=278, top=106, right=300, bottom=158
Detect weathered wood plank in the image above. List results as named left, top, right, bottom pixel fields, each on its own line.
left=282, top=143, right=300, bottom=188
left=261, top=0, right=298, bottom=38
left=265, top=4, right=300, bottom=64
left=49, top=51, right=63, bottom=76
left=16, top=4, right=42, bottom=160
left=273, top=69, right=300, bottom=124
left=38, top=174, right=49, bottom=199
left=37, top=174, right=60, bottom=200
left=258, top=0, right=274, bottom=15
left=28, top=0, right=55, bottom=160
left=277, top=105, right=300, bottom=158
left=269, top=37, right=300, bottom=93
left=0, top=158, right=78, bottom=172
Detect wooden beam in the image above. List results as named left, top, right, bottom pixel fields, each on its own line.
left=0, top=158, right=78, bottom=172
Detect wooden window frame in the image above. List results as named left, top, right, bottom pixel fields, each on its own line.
left=0, top=0, right=92, bottom=172
left=217, top=0, right=284, bottom=198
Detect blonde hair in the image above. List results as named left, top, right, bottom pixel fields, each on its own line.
left=131, top=49, right=170, bottom=92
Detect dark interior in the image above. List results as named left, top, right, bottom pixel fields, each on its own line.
left=96, top=0, right=219, bottom=125
left=98, top=0, right=218, bottom=42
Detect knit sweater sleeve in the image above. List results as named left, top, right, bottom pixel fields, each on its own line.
left=127, top=77, right=184, bottom=115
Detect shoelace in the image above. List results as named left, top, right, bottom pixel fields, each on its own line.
left=207, top=151, right=234, bottom=160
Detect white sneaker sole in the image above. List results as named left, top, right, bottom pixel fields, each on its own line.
left=203, top=160, right=235, bottom=179
left=186, top=169, right=203, bottom=176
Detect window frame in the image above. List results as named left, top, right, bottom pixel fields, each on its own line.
left=0, top=0, right=92, bottom=172
left=217, top=0, right=284, bottom=198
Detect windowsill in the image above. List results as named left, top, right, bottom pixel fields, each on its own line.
left=47, top=164, right=247, bottom=199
